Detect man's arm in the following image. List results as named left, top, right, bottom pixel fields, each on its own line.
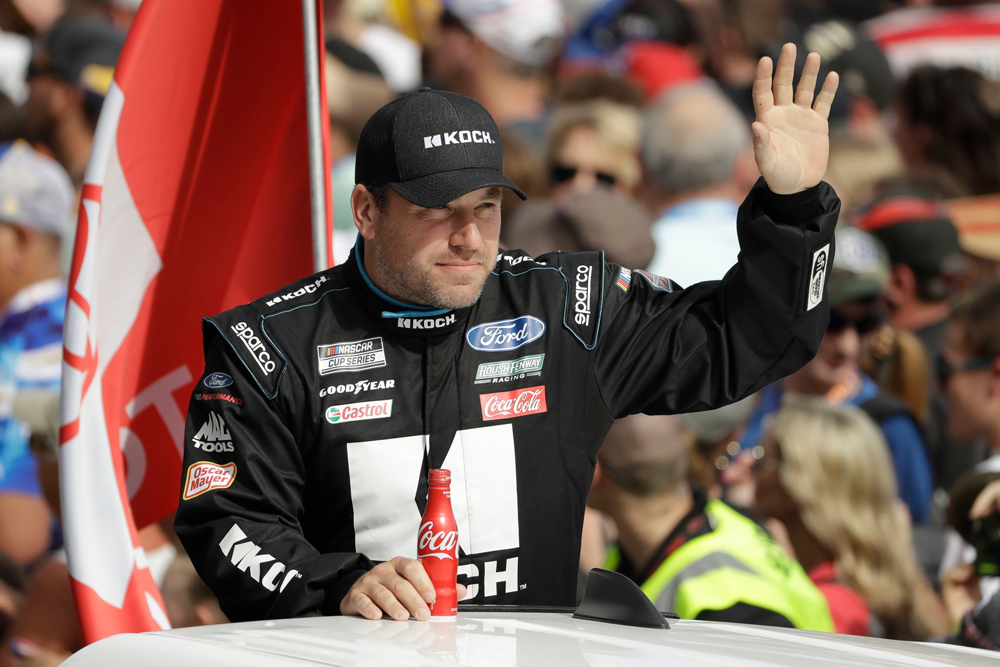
left=174, top=326, right=380, bottom=621
left=593, top=44, right=841, bottom=418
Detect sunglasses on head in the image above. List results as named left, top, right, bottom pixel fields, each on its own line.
left=935, top=355, right=995, bottom=385
left=550, top=164, right=617, bottom=187
left=827, top=310, right=884, bottom=335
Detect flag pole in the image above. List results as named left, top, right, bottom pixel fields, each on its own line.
left=302, top=0, right=328, bottom=272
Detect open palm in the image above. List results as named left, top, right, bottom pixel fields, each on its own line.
left=752, top=44, right=840, bottom=195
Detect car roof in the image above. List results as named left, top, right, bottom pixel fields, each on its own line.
left=65, top=611, right=1000, bottom=666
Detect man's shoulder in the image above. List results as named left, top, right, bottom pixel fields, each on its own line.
left=202, top=265, right=352, bottom=399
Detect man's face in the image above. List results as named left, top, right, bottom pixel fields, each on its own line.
left=752, top=434, right=796, bottom=523
left=364, top=187, right=502, bottom=309
left=941, top=322, right=998, bottom=442
left=790, top=299, right=882, bottom=393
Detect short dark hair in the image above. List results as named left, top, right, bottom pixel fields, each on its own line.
left=950, top=280, right=1000, bottom=358
left=368, top=184, right=390, bottom=215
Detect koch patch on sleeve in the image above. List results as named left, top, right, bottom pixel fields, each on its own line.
left=559, top=251, right=604, bottom=349
left=806, top=243, right=830, bottom=311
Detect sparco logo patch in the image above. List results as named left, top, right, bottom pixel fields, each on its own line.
left=574, top=265, right=593, bottom=326
left=480, top=386, right=547, bottom=421
left=219, top=524, right=301, bottom=593
left=397, top=313, right=456, bottom=330
left=423, top=130, right=495, bottom=149
left=317, top=337, right=387, bottom=375
left=807, top=243, right=830, bottom=312
left=192, top=411, right=235, bottom=452
left=466, top=316, right=545, bottom=352
left=319, top=378, right=395, bottom=397
left=475, top=354, right=544, bottom=384
left=326, top=399, right=393, bottom=424
left=183, top=461, right=236, bottom=500
left=266, top=275, right=327, bottom=307
left=204, top=372, right=233, bottom=388
left=231, top=322, right=277, bottom=374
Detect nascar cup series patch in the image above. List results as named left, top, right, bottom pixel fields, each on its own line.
left=183, top=461, right=236, bottom=500
left=317, top=337, right=387, bottom=375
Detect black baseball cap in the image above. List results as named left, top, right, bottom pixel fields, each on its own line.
left=355, top=89, right=526, bottom=208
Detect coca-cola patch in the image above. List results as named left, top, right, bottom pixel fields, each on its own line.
left=479, top=386, right=547, bottom=421
left=183, top=461, right=236, bottom=500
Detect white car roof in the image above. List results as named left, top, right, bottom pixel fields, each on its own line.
left=64, top=611, right=1000, bottom=666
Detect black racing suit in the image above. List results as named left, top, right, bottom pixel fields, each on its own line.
left=174, top=180, right=840, bottom=621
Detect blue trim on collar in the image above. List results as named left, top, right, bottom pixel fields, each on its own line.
left=355, top=235, right=454, bottom=319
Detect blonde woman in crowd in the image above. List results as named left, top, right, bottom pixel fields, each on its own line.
left=754, top=399, right=947, bottom=639
left=544, top=100, right=642, bottom=200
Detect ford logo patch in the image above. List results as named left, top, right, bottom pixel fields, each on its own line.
left=204, top=372, right=233, bottom=388
left=466, top=316, right=545, bottom=352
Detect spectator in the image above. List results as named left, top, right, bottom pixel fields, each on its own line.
left=825, top=134, right=902, bottom=219
left=939, top=281, right=1000, bottom=583
left=742, top=226, right=934, bottom=523
left=754, top=399, right=945, bottom=639
left=801, top=19, right=895, bottom=143
left=681, top=397, right=756, bottom=503
left=0, top=142, right=73, bottom=566
left=640, top=82, right=754, bottom=286
left=943, top=475, right=1000, bottom=651
left=855, top=185, right=976, bottom=492
left=587, top=413, right=834, bottom=631
left=544, top=100, right=642, bottom=200
left=0, top=0, right=63, bottom=37
left=893, top=66, right=1000, bottom=197
left=426, top=0, right=565, bottom=148
left=23, top=15, right=123, bottom=185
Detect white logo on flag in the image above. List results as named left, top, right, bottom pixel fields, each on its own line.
left=192, top=412, right=234, bottom=452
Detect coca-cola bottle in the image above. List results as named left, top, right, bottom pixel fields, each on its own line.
left=418, top=469, right=459, bottom=618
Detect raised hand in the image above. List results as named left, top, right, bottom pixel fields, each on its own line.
left=752, top=43, right=839, bottom=195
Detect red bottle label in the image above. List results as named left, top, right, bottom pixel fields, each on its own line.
left=418, top=470, right=459, bottom=617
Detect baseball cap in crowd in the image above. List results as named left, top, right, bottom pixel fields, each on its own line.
left=826, top=226, right=889, bottom=308
left=854, top=191, right=964, bottom=279
left=40, top=17, right=124, bottom=104
left=442, top=0, right=566, bottom=69
left=803, top=20, right=894, bottom=110
left=355, top=89, right=526, bottom=208
left=0, top=142, right=75, bottom=235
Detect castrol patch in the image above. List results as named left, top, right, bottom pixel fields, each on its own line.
left=183, top=461, right=236, bottom=500
left=479, top=386, right=547, bottom=421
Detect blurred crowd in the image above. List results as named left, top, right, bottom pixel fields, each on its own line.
left=1, top=0, right=1000, bottom=662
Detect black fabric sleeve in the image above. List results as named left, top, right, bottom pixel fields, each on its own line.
left=594, top=179, right=839, bottom=417
left=173, top=325, right=373, bottom=621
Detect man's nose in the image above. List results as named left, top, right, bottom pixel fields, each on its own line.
left=450, top=214, right=482, bottom=249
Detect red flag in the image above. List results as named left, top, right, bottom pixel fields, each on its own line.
left=59, top=0, right=329, bottom=642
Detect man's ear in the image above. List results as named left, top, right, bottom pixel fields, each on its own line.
left=887, top=263, right=915, bottom=305
left=351, top=184, right=377, bottom=240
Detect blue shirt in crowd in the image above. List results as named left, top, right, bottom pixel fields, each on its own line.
left=0, top=279, right=66, bottom=497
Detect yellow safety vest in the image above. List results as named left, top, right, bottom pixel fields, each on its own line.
left=604, top=500, right=834, bottom=632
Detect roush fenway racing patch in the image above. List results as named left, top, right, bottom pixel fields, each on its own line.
left=479, top=386, right=547, bottom=421
left=183, top=461, right=237, bottom=500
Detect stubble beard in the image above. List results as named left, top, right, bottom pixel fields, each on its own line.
left=368, top=239, right=495, bottom=310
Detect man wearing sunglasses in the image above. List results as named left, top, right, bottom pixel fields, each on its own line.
left=938, top=281, right=1000, bottom=589
left=741, top=227, right=933, bottom=523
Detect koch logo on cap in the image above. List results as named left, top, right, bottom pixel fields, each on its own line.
left=355, top=89, right=526, bottom=208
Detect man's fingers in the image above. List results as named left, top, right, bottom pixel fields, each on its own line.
left=457, top=583, right=468, bottom=601
left=388, top=574, right=432, bottom=621
left=795, top=52, right=821, bottom=108
left=395, top=557, right=436, bottom=603
left=752, top=56, right=774, bottom=116
left=373, top=583, right=410, bottom=621
left=773, top=43, right=796, bottom=106
left=812, top=71, right=840, bottom=120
